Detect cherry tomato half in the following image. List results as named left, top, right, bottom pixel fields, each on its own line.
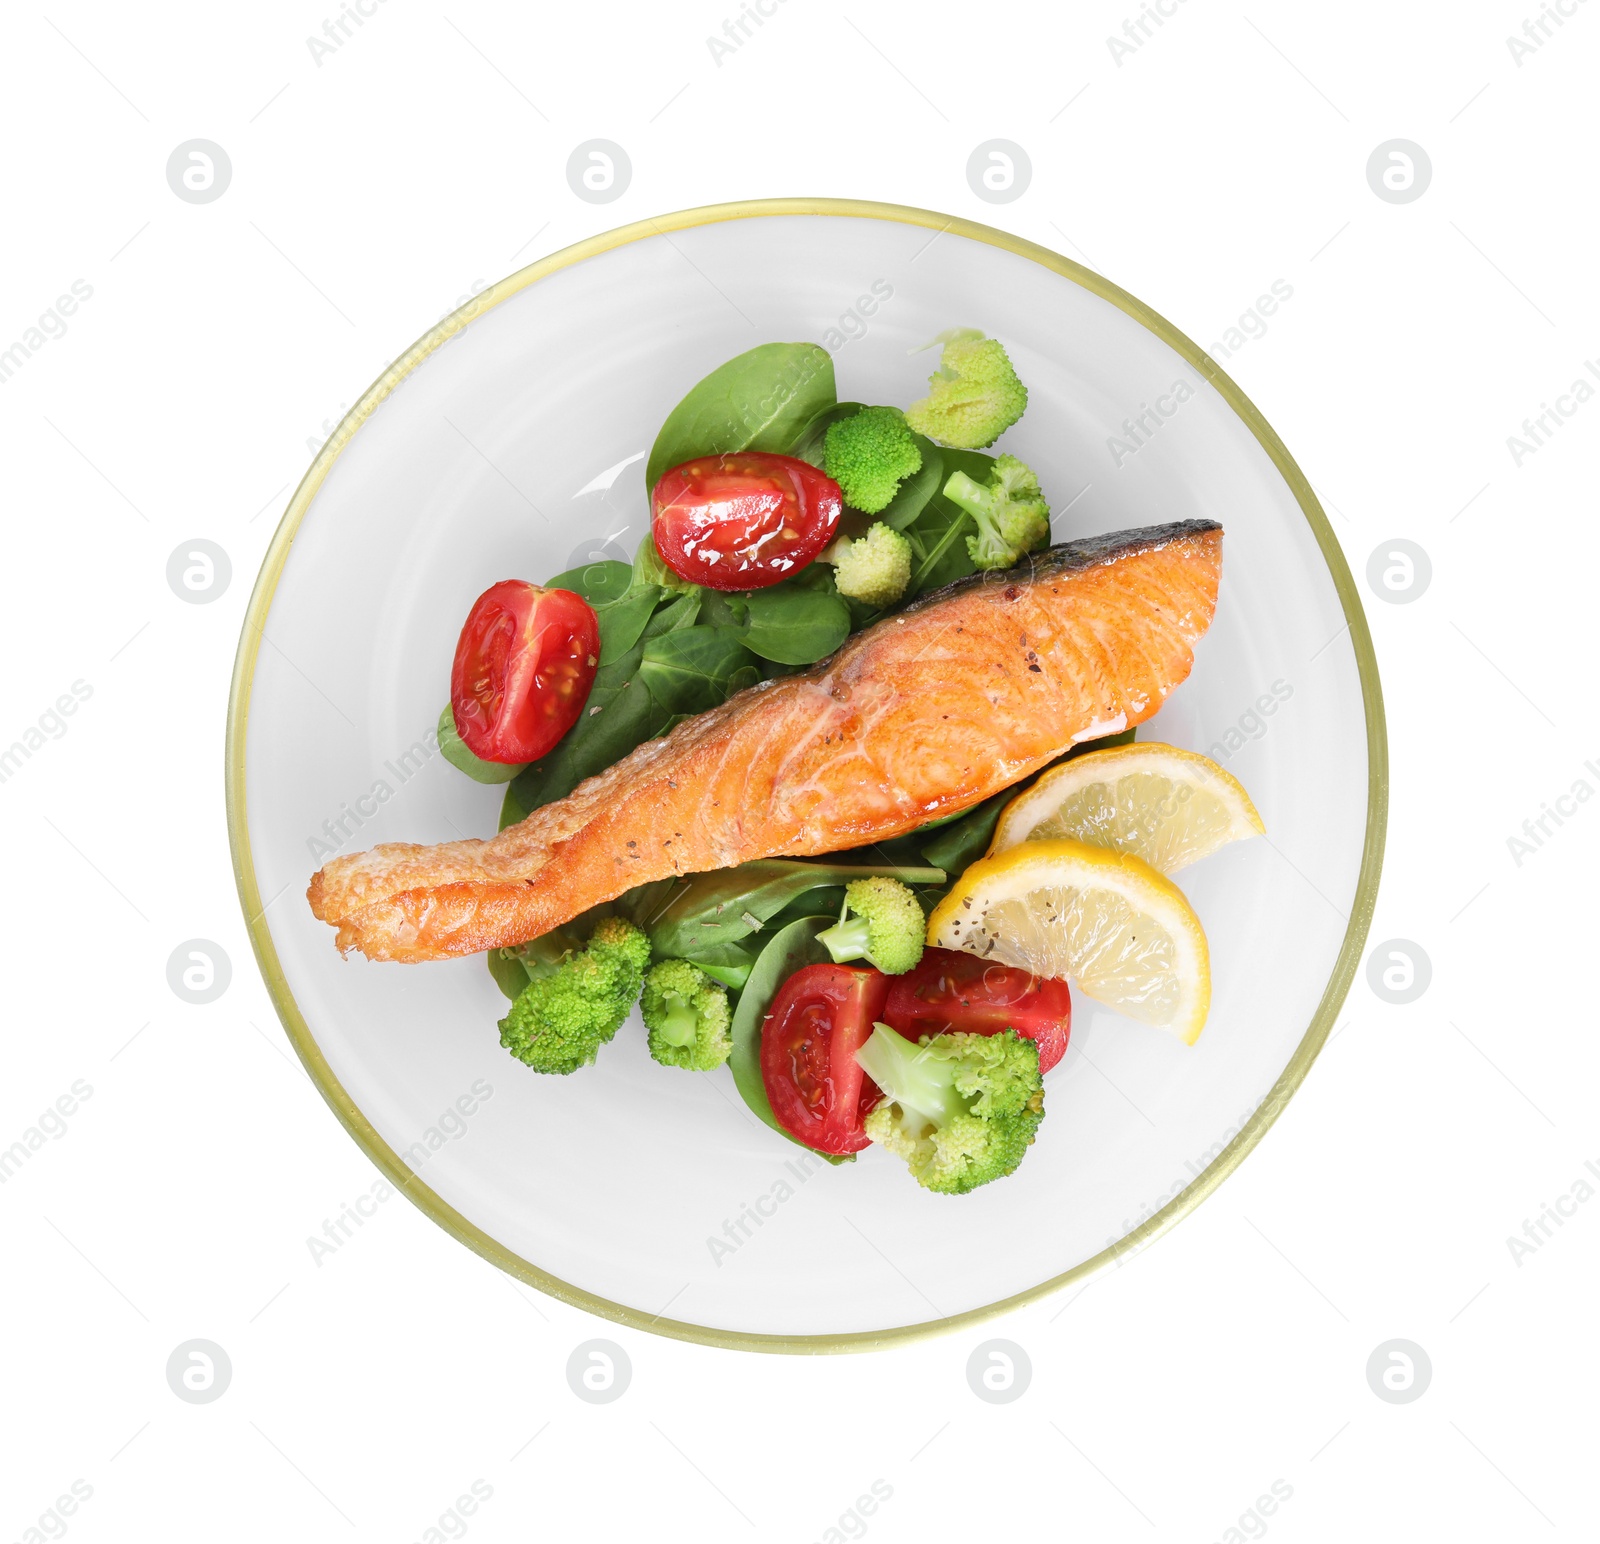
left=450, top=580, right=600, bottom=764
left=651, top=452, right=842, bottom=591
left=761, top=963, right=889, bottom=1154
left=883, top=948, right=1071, bottom=1073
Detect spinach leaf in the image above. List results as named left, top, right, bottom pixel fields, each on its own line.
left=904, top=447, right=995, bottom=596
left=678, top=935, right=761, bottom=971
left=763, top=888, right=848, bottom=936
left=518, top=622, right=747, bottom=810
left=545, top=558, right=665, bottom=663
left=693, top=589, right=750, bottom=630
left=727, top=916, right=852, bottom=1164
left=645, top=343, right=837, bottom=493
left=783, top=558, right=847, bottom=601
left=659, top=933, right=760, bottom=990
left=486, top=945, right=530, bottom=1002
left=626, top=857, right=942, bottom=961
left=789, top=401, right=863, bottom=468
left=631, top=534, right=699, bottom=595
left=642, top=590, right=703, bottom=637
left=593, top=587, right=661, bottom=665
left=822, top=830, right=932, bottom=873
left=916, top=794, right=1007, bottom=876
left=498, top=783, right=527, bottom=830
left=878, top=434, right=944, bottom=531
left=505, top=595, right=740, bottom=818
left=742, top=582, right=851, bottom=666
left=639, top=626, right=756, bottom=714
left=436, top=704, right=525, bottom=785
left=508, top=638, right=653, bottom=813
left=544, top=560, right=634, bottom=605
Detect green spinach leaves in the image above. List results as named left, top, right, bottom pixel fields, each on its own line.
left=645, top=342, right=837, bottom=494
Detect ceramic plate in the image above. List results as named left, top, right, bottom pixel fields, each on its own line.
left=227, top=200, right=1384, bottom=1351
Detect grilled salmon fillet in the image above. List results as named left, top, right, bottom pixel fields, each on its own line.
left=308, top=520, right=1222, bottom=961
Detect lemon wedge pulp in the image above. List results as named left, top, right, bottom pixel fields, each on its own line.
left=927, top=838, right=1212, bottom=1044
left=990, top=741, right=1263, bottom=874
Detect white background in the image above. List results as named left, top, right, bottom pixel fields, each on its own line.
left=2, top=1, right=1595, bottom=1540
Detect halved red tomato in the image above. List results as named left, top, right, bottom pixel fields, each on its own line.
left=651, top=452, right=842, bottom=590
left=760, top=963, right=889, bottom=1154
left=450, top=581, right=600, bottom=763
left=883, top=948, right=1071, bottom=1073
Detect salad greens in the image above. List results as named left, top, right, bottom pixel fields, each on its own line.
left=740, top=582, right=852, bottom=665
left=874, top=433, right=944, bottom=531
left=901, top=446, right=996, bottom=597
left=622, top=857, right=944, bottom=962
left=437, top=703, right=524, bottom=784
left=456, top=327, right=1084, bottom=1189
left=645, top=342, right=836, bottom=493
left=638, top=626, right=757, bottom=714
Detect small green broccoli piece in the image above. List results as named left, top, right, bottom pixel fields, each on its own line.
left=823, top=406, right=924, bottom=513
left=856, top=1025, right=1044, bottom=1194
left=817, top=876, right=926, bottom=974
left=942, top=453, right=1051, bottom=571
left=825, top=523, right=913, bottom=608
left=641, top=959, right=733, bottom=1070
left=497, top=916, right=651, bottom=1074
left=903, top=330, right=1028, bottom=449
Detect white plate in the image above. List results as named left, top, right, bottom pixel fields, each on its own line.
left=227, top=200, right=1384, bottom=1351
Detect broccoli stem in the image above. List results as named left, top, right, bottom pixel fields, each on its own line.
left=655, top=993, right=700, bottom=1047
left=855, top=1024, right=964, bottom=1127
left=942, top=471, right=1004, bottom=558
left=942, top=470, right=993, bottom=521
left=817, top=914, right=873, bottom=965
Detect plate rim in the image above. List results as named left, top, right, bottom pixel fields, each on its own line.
left=225, top=197, right=1388, bottom=1354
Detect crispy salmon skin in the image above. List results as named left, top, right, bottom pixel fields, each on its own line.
left=308, top=520, right=1223, bottom=961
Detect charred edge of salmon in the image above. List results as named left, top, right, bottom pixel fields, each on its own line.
left=734, top=520, right=1223, bottom=688
left=904, top=519, right=1224, bottom=616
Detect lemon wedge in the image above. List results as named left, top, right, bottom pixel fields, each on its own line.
left=990, top=742, right=1263, bottom=874
left=926, top=838, right=1211, bottom=1044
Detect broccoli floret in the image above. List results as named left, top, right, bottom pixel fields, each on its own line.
left=943, top=454, right=1051, bottom=571
left=903, top=330, right=1028, bottom=449
left=641, top=959, right=733, bottom=1071
left=856, top=1025, right=1044, bottom=1194
left=823, top=407, right=924, bottom=513
left=824, top=523, right=913, bottom=608
left=817, top=876, right=926, bottom=974
left=497, top=916, right=650, bottom=1074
